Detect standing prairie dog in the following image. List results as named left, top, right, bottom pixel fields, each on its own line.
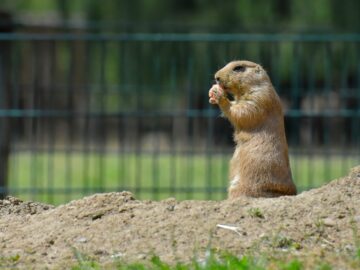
left=209, top=60, right=296, bottom=198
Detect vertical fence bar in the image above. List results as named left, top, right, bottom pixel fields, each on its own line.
left=270, top=41, right=280, bottom=93
left=29, top=40, right=38, bottom=201
left=98, top=40, right=107, bottom=193
left=186, top=53, right=194, bottom=199
left=306, top=45, right=315, bottom=189
left=134, top=41, right=143, bottom=197
left=290, top=42, right=300, bottom=182
left=339, top=42, right=349, bottom=177
left=152, top=50, right=161, bottom=200
left=323, top=43, right=332, bottom=182
left=10, top=41, right=19, bottom=197
left=117, top=41, right=125, bottom=192
left=205, top=42, right=214, bottom=200
left=169, top=57, right=177, bottom=197
left=47, top=40, right=56, bottom=204
left=355, top=42, right=360, bottom=165
left=82, top=40, right=91, bottom=195
left=65, top=40, right=74, bottom=201
left=0, top=33, right=12, bottom=198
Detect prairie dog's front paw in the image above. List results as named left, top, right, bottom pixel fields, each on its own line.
left=209, top=84, right=225, bottom=104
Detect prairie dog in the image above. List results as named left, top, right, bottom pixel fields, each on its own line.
left=209, top=60, right=296, bottom=198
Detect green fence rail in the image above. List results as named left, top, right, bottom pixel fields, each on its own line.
left=0, top=33, right=359, bottom=204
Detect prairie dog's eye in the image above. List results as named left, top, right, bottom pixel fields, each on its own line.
left=233, top=65, right=246, bottom=72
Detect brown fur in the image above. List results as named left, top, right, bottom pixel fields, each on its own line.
left=208, top=60, right=297, bottom=198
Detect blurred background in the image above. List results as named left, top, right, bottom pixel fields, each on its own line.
left=0, top=0, right=359, bottom=204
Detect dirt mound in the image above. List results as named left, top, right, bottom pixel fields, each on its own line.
left=0, top=196, right=53, bottom=216
left=1, top=166, right=360, bottom=269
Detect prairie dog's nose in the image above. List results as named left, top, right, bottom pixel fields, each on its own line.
left=215, top=72, right=221, bottom=83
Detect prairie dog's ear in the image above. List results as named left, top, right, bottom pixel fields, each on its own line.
left=255, top=65, right=262, bottom=74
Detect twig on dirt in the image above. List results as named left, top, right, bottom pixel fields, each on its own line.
left=322, top=238, right=335, bottom=247
left=216, top=224, right=244, bottom=236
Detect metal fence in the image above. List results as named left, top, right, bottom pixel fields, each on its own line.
left=0, top=33, right=359, bottom=204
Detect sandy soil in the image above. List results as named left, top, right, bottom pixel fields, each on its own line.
left=0, top=166, right=360, bottom=269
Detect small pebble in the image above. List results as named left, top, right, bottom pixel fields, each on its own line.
left=259, top=233, right=266, bottom=238
left=110, top=252, right=124, bottom=259
left=323, top=218, right=336, bottom=227
left=76, top=237, right=87, bottom=243
left=94, top=249, right=108, bottom=256
left=3, top=200, right=10, bottom=205
left=137, top=253, right=147, bottom=260
left=354, top=216, right=360, bottom=223
left=344, top=244, right=354, bottom=252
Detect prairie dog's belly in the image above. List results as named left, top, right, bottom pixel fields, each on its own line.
left=230, top=131, right=287, bottom=182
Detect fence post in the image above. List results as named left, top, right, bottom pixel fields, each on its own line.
left=0, top=11, right=13, bottom=199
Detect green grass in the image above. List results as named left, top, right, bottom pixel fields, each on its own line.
left=0, top=254, right=20, bottom=269
left=70, top=252, right=303, bottom=270
left=69, top=248, right=360, bottom=270
left=8, top=151, right=359, bottom=205
left=247, top=208, right=265, bottom=219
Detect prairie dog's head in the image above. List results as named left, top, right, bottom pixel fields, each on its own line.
left=214, top=60, right=270, bottom=96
